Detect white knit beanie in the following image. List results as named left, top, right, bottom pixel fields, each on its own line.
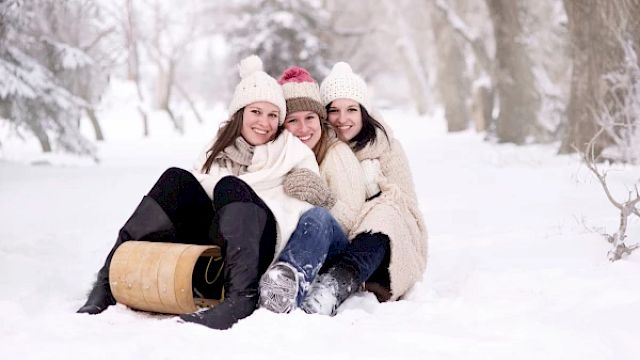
left=320, top=62, right=371, bottom=111
left=227, top=55, right=286, bottom=125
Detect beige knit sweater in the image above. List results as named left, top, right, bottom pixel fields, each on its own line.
left=349, top=121, right=428, bottom=301
left=320, top=133, right=367, bottom=234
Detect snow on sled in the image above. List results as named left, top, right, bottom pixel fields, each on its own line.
left=109, top=241, right=223, bottom=315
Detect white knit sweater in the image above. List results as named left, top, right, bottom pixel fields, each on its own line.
left=320, top=139, right=367, bottom=234
left=191, top=130, right=318, bottom=255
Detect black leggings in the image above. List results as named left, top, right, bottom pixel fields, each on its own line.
left=147, top=168, right=276, bottom=272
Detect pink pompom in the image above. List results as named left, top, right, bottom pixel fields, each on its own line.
left=278, top=66, right=316, bottom=85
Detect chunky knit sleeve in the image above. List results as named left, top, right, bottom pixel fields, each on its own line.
left=380, top=138, right=418, bottom=202
left=320, top=142, right=367, bottom=234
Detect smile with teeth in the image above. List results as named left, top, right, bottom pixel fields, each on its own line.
left=252, top=128, right=269, bottom=135
left=298, top=134, right=313, bottom=141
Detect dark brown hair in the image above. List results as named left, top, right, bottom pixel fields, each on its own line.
left=326, top=103, right=389, bottom=152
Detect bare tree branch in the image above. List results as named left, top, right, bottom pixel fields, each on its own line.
left=577, top=127, right=640, bottom=261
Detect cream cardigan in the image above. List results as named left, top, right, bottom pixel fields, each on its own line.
left=320, top=139, right=367, bottom=234
left=349, top=121, right=428, bottom=300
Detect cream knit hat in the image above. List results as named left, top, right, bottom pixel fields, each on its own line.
left=320, top=62, right=371, bottom=111
left=227, top=55, right=286, bottom=125
left=278, top=67, right=326, bottom=121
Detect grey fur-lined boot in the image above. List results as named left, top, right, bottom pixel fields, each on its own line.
left=300, top=264, right=359, bottom=316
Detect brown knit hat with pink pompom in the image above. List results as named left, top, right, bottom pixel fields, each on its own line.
left=278, top=67, right=327, bottom=121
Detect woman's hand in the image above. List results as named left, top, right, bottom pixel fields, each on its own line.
left=284, top=168, right=336, bottom=209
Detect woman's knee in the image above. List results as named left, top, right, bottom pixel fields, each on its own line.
left=160, top=167, right=192, bottom=182
left=298, top=207, right=333, bottom=230
left=149, top=167, right=200, bottom=201
left=213, top=176, right=255, bottom=209
left=352, top=231, right=390, bottom=252
left=301, top=207, right=331, bottom=223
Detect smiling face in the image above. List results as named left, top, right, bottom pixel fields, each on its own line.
left=327, top=98, right=363, bottom=142
left=240, top=101, right=281, bottom=145
left=283, top=110, right=322, bottom=149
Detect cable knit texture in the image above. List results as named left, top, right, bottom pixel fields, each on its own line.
left=284, top=168, right=336, bottom=209
left=228, top=55, right=286, bottom=125
left=349, top=119, right=428, bottom=301
left=360, top=158, right=382, bottom=199
left=192, top=131, right=318, bottom=254
left=279, top=66, right=327, bottom=121
left=319, top=132, right=367, bottom=234
left=212, top=136, right=255, bottom=176
left=320, top=62, right=371, bottom=110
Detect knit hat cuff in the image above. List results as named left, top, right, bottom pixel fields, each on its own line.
left=285, top=97, right=326, bottom=121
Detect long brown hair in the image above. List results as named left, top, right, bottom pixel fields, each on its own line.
left=201, top=110, right=244, bottom=173
left=313, top=119, right=333, bottom=165
left=201, top=108, right=284, bottom=173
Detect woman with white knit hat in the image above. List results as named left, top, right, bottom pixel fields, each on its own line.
left=77, top=55, right=318, bottom=330
left=298, top=62, right=429, bottom=316
left=258, top=66, right=367, bottom=314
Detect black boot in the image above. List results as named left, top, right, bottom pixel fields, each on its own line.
left=77, top=196, right=174, bottom=314
left=180, top=201, right=269, bottom=330
left=301, top=263, right=359, bottom=316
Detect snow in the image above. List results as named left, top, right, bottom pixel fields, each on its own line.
left=1, top=104, right=640, bottom=360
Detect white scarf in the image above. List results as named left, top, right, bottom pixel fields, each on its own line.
left=192, top=130, right=318, bottom=254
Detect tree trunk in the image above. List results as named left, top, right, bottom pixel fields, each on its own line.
left=125, top=0, right=139, bottom=82
left=432, top=6, right=470, bottom=132
left=175, top=81, right=205, bottom=124
left=157, top=60, right=183, bottom=134
left=28, top=118, right=52, bottom=153
left=559, top=0, right=640, bottom=155
left=86, top=107, right=104, bottom=141
left=125, top=0, right=149, bottom=137
left=485, top=0, right=540, bottom=144
left=381, top=0, right=430, bottom=116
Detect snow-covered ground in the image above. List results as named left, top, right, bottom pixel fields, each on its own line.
left=1, top=102, right=639, bottom=359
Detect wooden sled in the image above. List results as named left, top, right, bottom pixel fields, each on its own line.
left=109, top=241, right=222, bottom=315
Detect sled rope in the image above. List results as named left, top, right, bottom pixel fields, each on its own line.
left=204, top=256, right=224, bottom=285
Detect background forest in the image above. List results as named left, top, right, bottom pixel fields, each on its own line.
left=2, top=0, right=639, bottom=164
left=2, top=2, right=640, bottom=359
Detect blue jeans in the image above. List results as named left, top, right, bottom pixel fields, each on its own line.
left=276, top=207, right=349, bottom=305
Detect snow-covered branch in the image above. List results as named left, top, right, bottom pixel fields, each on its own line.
left=434, top=0, right=493, bottom=80
left=579, top=128, right=640, bottom=261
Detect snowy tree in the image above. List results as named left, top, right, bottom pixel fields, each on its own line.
left=431, top=0, right=472, bottom=131
left=226, top=0, right=331, bottom=78
left=560, top=0, right=640, bottom=159
left=434, top=0, right=495, bottom=132
left=0, top=0, right=101, bottom=157
left=519, top=1, right=570, bottom=142
left=484, top=0, right=542, bottom=144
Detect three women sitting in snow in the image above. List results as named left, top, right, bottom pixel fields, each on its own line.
left=77, top=55, right=428, bottom=330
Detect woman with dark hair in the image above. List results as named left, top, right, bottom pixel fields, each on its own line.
left=298, top=62, right=429, bottom=316
left=77, top=55, right=318, bottom=330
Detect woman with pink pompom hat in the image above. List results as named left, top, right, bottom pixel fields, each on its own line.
left=258, top=66, right=367, bottom=314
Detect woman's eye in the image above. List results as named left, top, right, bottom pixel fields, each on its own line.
left=328, top=109, right=337, bottom=113
left=252, top=109, right=260, bottom=115
left=269, top=113, right=278, bottom=118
